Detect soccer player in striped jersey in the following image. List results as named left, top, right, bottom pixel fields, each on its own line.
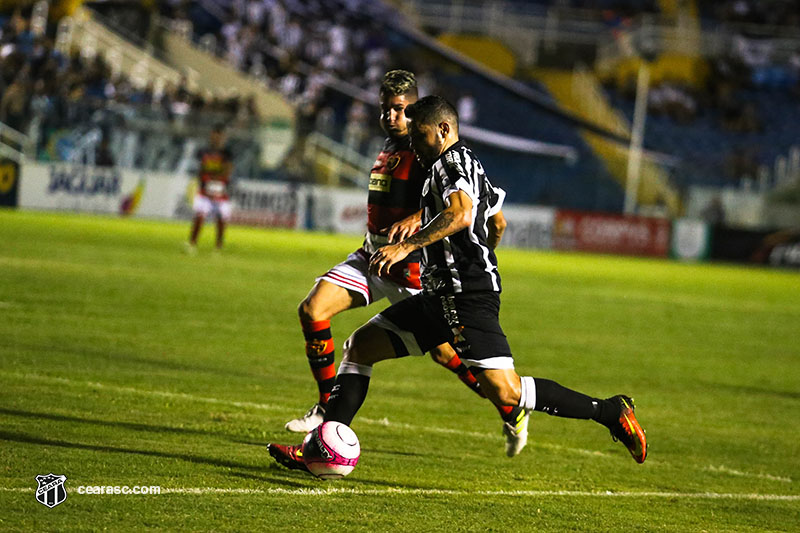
left=286, top=71, right=528, bottom=456
left=269, top=95, right=647, bottom=472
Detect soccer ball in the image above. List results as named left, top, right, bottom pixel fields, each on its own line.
left=301, top=421, right=360, bottom=480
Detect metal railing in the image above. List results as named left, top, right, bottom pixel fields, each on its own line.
left=0, top=122, right=34, bottom=162
left=303, top=133, right=375, bottom=188
left=404, top=0, right=612, bottom=67
left=56, top=8, right=185, bottom=92
left=406, top=0, right=800, bottom=70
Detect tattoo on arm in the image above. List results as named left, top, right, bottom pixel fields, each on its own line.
left=405, top=210, right=457, bottom=249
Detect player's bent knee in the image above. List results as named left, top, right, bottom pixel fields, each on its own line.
left=342, top=325, right=394, bottom=366
left=298, top=295, right=327, bottom=322
left=429, top=344, right=455, bottom=366
left=297, top=298, right=313, bottom=322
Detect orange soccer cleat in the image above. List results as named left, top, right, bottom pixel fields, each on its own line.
left=607, top=395, right=648, bottom=464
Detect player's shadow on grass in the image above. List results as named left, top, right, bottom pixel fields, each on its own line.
left=0, top=407, right=235, bottom=440
left=0, top=429, right=267, bottom=474
left=0, top=429, right=434, bottom=491
left=235, top=468, right=436, bottom=490
left=11, top=340, right=264, bottom=380
left=700, top=381, right=800, bottom=401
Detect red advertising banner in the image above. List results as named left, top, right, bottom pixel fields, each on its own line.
left=553, top=210, right=671, bottom=257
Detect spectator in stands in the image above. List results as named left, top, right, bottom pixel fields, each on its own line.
left=721, top=100, right=763, bottom=133
left=1, top=70, right=30, bottom=132
left=278, top=60, right=303, bottom=101
left=2, top=9, right=33, bottom=56
left=343, top=99, right=368, bottom=152
left=95, top=135, right=115, bottom=167
left=710, top=0, right=800, bottom=27
left=235, top=94, right=260, bottom=127
left=701, top=194, right=726, bottom=225
left=648, top=83, right=697, bottom=124
left=725, top=146, right=760, bottom=183
left=282, top=99, right=319, bottom=182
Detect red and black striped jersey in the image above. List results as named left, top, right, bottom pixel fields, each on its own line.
left=197, top=148, right=233, bottom=200
left=364, top=136, right=425, bottom=290
left=366, top=136, right=425, bottom=235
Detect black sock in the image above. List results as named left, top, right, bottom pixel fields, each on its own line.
left=532, top=378, right=600, bottom=420
left=591, top=398, right=619, bottom=428
left=324, top=373, right=370, bottom=426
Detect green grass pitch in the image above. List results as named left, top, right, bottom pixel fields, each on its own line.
left=1, top=209, right=798, bottom=532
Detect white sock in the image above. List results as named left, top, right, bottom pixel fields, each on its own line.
left=337, top=361, right=373, bottom=377
left=519, top=376, right=536, bottom=411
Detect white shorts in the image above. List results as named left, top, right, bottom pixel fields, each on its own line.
left=319, top=249, right=420, bottom=306
left=193, top=195, right=232, bottom=221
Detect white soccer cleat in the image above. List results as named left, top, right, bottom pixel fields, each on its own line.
left=502, top=410, right=530, bottom=457
left=183, top=242, right=197, bottom=255
left=284, top=403, right=326, bottom=433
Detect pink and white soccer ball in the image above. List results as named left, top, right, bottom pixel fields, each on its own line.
left=301, top=421, right=360, bottom=479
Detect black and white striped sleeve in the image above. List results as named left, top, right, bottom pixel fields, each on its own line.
left=486, top=183, right=506, bottom=217
left=435, top=149, right=478, bottom=206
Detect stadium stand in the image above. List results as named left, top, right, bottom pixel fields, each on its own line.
left=3, top=0, right=798, bottom=221
left=402, top=0, right=800, bottom=217
left=0, top=6, right=267, bottom=176
left=147, top=0, right=631, bottom=210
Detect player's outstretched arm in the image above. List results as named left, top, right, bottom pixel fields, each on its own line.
left=487, top=209, right=507, bottom=250
left=385, top=210, right=422, bottom=243
left=369, top=191, right=472, bottom=276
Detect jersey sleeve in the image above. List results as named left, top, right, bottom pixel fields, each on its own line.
left=486, top=184, right=506, bottom=217
left=438, top=150, right=478, bottom=206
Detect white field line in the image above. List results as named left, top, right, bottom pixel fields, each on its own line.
left=0, top=486, right=798, bottom=501
left=0, top=371, right=790, bottom=481
left=705, top=465, right=792, bottom=483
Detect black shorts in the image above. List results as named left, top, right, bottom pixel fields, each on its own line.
left=370, top=291, right=514, bottom=370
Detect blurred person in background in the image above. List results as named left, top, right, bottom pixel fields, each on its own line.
left=94, top=135, right=114, bottom=168
left=186, top=124, right=233, bottom=253
left=0, top=69, right=30, bottom=132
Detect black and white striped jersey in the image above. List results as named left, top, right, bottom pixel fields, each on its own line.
left=419, top=140, right=505, bottom=295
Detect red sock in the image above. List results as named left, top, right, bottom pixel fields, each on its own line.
left=443, top=353, right=485, bottom=398
left=443, top=354, right=516, bottom=420
left=301, top=319, right=336, bottom=405
left=496, top=404, right=515, bottom=419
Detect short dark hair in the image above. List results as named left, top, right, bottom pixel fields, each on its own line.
left=380, top=70, right=418, bottom=98
left=404, top=95, right=459, bottom=130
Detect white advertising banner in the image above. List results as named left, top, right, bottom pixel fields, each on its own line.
left=17, top=163, right=553, bottom=247
left=19, top=162, right=192, bottom=219
left=18, top=163, right=310, bottom=229
left=229, top=179, right=308, bottom=230
left=310, top=186, right=367, bottom=235
left=500, top=204, right=555, bottom=249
